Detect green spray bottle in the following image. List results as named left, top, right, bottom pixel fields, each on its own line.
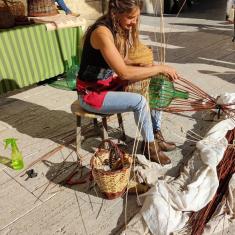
left=4, top=138, right=24, bottom=170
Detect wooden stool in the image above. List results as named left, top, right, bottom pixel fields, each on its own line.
left=71, top=100, right=126, bottom=152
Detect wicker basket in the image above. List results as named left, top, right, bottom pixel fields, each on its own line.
left=91, top=139, right=132, bottom=200
left=0, top=2, right=15, bottom=28
left=7, top=0, right=25, bottom=17
left=28, top=0, right=58, bottom=17
left=125, top=42, right=154, bottom=98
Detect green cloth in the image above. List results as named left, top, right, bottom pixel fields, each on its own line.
left=0, top=24, right=83, bottom=95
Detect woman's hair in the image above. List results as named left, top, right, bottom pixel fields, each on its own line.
left=108, top=0, right=143, bottom=14
left=83, top=0, right=142, bottom=58
left=108, top=0, right=143, bottom=57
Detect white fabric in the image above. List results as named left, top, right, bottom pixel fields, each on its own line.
left=121, top=213, right=150, bottom=235
left=217, top=93, right=235, bottom=112
left=124, top=117, right=235, bottom=235
left=135, top=154, right=172, bottom=186
left=204, top=174, right=235, bottom=234
left=29, top=14, right=86, bottom=31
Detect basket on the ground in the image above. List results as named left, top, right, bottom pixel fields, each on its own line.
left=91, top=139, right=132, bottom=199
left=28, top=0, right=58, bottom=17
left=125, top=42, right=154, bottom=98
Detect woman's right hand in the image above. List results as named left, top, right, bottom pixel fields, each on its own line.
left=155, top=64, right=179, bottom=81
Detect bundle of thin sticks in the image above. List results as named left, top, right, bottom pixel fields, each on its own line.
left=189, top=128, right=235, bottom=235
left=150, top=76, right=235, bottom=119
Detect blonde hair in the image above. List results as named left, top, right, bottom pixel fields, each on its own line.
left=83, top=0, right=143, bottom=58
left=108, top=0, right=143, bottom=57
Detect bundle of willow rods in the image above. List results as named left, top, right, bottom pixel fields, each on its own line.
left=155, top=76, right=235, bottom=117
left=189, top=128, right=235, bottom=235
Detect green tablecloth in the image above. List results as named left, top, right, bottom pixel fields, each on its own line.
left=0, top=24, right=83, bottom=94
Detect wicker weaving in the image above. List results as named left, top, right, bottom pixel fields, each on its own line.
left=91, top=140, right=132, bottom=199
left=0, top=2, right=15, bottom=28
left=28, top=0, right=58, bottom=17
left=125, top=42, right=154, bottom=98
left=7, top=0, right=25, bottom=17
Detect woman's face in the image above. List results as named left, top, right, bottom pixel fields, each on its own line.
left=118, top=7, right=140, bottom=31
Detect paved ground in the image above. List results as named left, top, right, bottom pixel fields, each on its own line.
left=0, top=0, right=235, bottom=234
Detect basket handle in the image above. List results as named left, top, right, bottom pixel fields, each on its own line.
left=98, top=139, right=125, bottom=169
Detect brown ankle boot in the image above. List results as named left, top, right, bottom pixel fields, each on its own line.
left=141, top=141, right=171, bottom=165
left=154, top=130, right=176, bottom=152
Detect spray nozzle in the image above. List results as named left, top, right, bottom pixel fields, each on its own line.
left=4, top=138, right=19, bottom=152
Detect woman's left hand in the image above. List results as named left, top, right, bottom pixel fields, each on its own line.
left=156, top=64, right=179, bottom=81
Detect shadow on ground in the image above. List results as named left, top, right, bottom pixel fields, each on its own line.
left=198, top=70, right=235, bottom=84
left=0, top=79, right=20, bottom=95
left=43, top=153, right=141, bottom=235
left=176, top=0, right=227, bottom=21
left=140, top=0, right=234, bottom=79
left=43, top=142, right=136, bottom=197
left=0, top=97, right=135, bottom=154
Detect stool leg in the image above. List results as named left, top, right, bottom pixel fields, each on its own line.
left=101, top=117, right=109, bottom=140
left=93, top=118, right=100, bottom=134
left=117, top=113, right=126, bottom=141
left=76, top=116, right=82, bottom=153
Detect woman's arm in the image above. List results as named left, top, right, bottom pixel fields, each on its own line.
left=91, top=26, right=179, bottom=81
left=124, top=58, right=152, bottom=67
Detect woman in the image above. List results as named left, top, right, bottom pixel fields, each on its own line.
left=77, top=0, right=178, bottom=165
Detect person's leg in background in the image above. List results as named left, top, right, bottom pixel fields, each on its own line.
left=56, top=0, right=80, bottom=16
left=79, top=91, right=171, bottom=164
left=226, top=0, right=234, bottom=21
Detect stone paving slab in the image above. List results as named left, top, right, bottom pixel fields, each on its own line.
left=0, top=171, right=41, bottom=230
left=1, top=181, right=139, bottom=235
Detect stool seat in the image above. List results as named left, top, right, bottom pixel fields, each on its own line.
left=71, top=100, right=126, bottom=152
left=71, top=100, right=109, bottom=119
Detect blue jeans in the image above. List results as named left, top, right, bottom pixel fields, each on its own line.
left=79, top=91, right=161, bottom=142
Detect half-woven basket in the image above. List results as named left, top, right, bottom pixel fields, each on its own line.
left=125, top=42, right=154, bottom=98
left=91, top=139, right=132, bottom=200
left=28, top=0, right=58, bottom=17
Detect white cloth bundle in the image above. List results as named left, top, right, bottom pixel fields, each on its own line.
left=124, top=116, right=235, bottom=235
